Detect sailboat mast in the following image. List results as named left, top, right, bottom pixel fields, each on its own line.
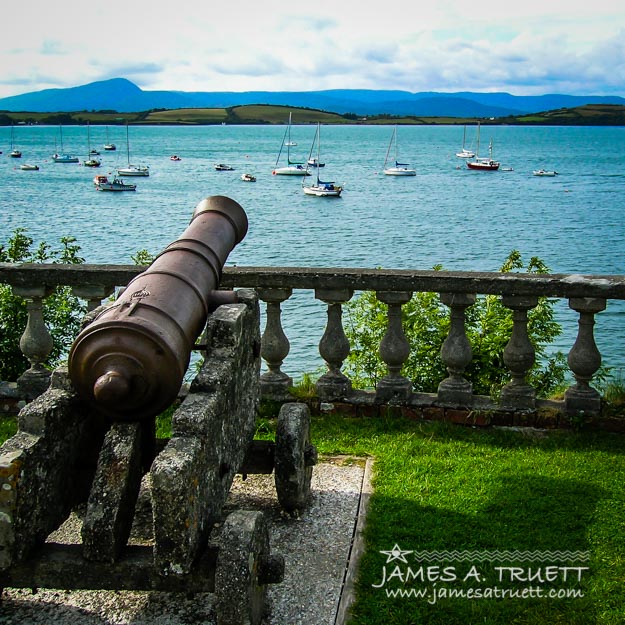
left=316, top=123, right=321, bottom=185
left=126, top=123, right=130, bottom=165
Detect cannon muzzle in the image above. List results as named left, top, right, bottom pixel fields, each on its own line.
left=68, top=195, right=248, bottom=420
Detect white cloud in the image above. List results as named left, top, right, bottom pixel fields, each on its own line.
left=0, top=0, right=624, bottom=98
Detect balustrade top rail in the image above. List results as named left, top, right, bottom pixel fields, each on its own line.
left=3, top=263, right=625, bottom=300
left=2, top=261, right=624, bottom=421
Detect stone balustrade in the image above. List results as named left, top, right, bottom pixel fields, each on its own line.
left=2, top=262, right=625, bottom=422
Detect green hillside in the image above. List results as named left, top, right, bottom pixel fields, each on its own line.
left=1, top=103, right=625, bottom=126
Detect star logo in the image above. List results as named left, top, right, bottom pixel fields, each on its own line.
left=380, top=544, right=413, bottom=564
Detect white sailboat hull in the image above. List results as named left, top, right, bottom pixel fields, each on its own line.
left=384, top=166, right=416, bottom=176
left=273, top=166, right=309, bottom=175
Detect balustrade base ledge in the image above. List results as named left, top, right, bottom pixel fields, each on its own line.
left=263, top=391, right=625, bottom=433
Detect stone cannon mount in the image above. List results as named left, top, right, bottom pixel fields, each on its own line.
left=0, top=289, right=317, bottom=625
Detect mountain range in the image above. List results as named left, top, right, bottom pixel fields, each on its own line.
left=1, top=78, right=624, bottom=118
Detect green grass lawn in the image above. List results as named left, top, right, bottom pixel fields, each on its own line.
left=3, top=411, right=624, bottom=624
left=302, top=415, right=625, bottom=625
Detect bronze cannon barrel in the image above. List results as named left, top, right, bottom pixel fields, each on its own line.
left=68, top=195, right=248, bottom=420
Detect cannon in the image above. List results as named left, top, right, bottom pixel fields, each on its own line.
left=0, top=195, right=316, bottom=625
left=68, top=194, right=248, bottom=421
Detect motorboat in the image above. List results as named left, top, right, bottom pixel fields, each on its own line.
left=215, top=163, right=234, bottom=171
left=533, top=169, right=558, bottom=177
left=95, top=176, right=137, bottom=191
left=241, top=173, right=256, bottom=182
left=170, top=155, right=182, bottom=161
left=307, top=157, right=325, bottom=168
left=19, top=163, right=39, bottom=171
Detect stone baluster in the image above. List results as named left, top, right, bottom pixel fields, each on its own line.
left=13, top=286, right=53, bottom=401
left=375, top=291, right=413, bottom=402
left=258, top=287, right=293, bottom=398
left=565, top=297, right=606, bottom=415
left=500, top=295, right=538, bottom=409
left=315, top=288, right=353, bottom=401
left=437, top=292, right=476, bottom=405
left=72, top=285, right=116, bottom=312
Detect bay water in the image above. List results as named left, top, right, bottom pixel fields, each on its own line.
left=2, top=123, right=624, bottom=379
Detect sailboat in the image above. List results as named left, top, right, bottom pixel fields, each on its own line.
left=302, top=123, right=342, bottom=197
left=9, top=124, right=22, bottom=158
left=456, top=125, right=475, bottom=158
left=83, top=123, right=101, bottom=168
left=466, top=123, right=500, bottom=171
left=383, top=125, right=416, bottom=176
left=103, top=126, right=116, bottom=151
left=272, top=112, right=309, bottom=175
left=117, top=123, right=149, bottom=176
left=52, top=125, right=79, bottom=163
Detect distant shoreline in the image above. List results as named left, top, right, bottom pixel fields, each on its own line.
left=2, top=103, right=625, bottom=127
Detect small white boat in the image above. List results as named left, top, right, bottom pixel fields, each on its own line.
left=241, top=173, right=256, bottom=182
left=9, top=125, right=22, bottom=158
left=104, top=126, right=116, bottom=150
left=273, top=112, right=309, bottom=176
left=95, top=175, right=137, bottom=192
left=307, top=157, right=325, bottom=168
left=20, top=163, right=39, bottom=171
left=215, top=163, right=234, bottom=171
left=52, top=125, right=79, bottom=163
left=170, top=155, right=182, bottom=161
left=52, top=153, right=79, bottom=163
left=118, top=123, right=149, bottom=176
left=302, top=123, right=343, bottom=197
left=383, top=125, right=416, bottom=176
left=84, top=123, right=101, bottom=167
left=456, top=125, right=475, bottom=158
left=533, top=169, right=558, bottom=177
left=118, top=164, right=149, bottom=176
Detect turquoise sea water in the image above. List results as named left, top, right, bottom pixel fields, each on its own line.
left=2, top=123, right=624, bottom=377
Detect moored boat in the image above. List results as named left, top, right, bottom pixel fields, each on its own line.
left=466, top=124, right=500, bottom=171
left=95, top=176, right=137, bottom=192
left=383, top=125, right=416, bottom=176
left=241, top=173, right=256, bottom=182
left=19, top=163, right=39, bottom=171
left=215, top=163, right=234, bottom=171
left=118, top=123, right=149, bottom=176
left=302, top=123, right=343, bottom=197
left=273, top=112, right=309, bottom=176
left=533, top=169, right=558, bottom=177
left=52, top=125, right=79, bottom=163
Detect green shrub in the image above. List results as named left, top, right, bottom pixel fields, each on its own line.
left=0, top=228, right=86, bottom=381
left=343, top=250, right=568, bottom=397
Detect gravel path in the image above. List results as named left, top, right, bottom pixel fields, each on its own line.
left=0, top=459, right=366, bottom=625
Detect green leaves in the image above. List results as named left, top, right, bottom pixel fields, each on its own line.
left=0, top=229, right=86, bottom=381
left=344, top=251, right=567, bottom=398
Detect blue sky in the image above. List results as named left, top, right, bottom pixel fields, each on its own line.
left=1, top=0, right=624, bottom=99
